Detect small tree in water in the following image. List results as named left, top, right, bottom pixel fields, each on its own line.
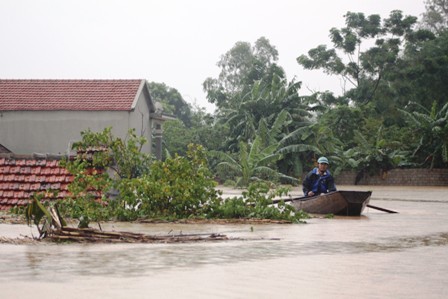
left=57, top=128, right=307, bottom=224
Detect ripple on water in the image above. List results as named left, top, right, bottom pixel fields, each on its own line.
left=0, top=231, right=447, bottom=281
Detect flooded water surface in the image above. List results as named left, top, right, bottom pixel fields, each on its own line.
left=1, top=186, right=448, bottom=298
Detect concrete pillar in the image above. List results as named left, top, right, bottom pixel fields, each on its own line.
left=153, top=122, right=163, bottom=160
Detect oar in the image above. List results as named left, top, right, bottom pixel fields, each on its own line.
left=271, top=196, right=306, bottom=205
left=366, top=204, right=398, bottom=214
left=272, top=197, right=399, bottom=214
left=271, top=192, right=341, bottom=205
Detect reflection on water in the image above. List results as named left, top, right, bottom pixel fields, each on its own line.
left=1, top=199, right=448, bottom=298
left=2, top=231, right=447, bottom=280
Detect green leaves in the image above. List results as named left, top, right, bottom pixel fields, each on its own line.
left=206, top=182, right=308, bottom=222
left=338, top=126, right=411, bottom=177
left=130, top=144, right=221, bottom=219
left=421, top=0, right=448, bottom=33
left=148, top=81, right=192, bottom=127
left=297, top=45, right=344, bottom=75
left=59, top=127, right=154, bottom=224
left=214, top=134, right=297, bottom=187
left=400, top=101, right=448, bottom=168
left=203, top=37, right=285, bottom=110
left=25, top=194, right=52, bottom=235
left=298, top=10, right=420, bottom=105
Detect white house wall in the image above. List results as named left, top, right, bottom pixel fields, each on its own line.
left=128, top=91, right=153, bottom=154
left=0, top=94, right=152, bottom=155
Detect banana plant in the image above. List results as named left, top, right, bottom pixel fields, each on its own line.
left=214, top=136, right=297, bottom=187
left=400, top=101, right=448, bottom=168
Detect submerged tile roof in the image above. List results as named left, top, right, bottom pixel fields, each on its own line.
left=0, top=155, right=74, bottom=210
left=0, top=79, right=144, bottom=111
left=0, top=154, right=105, bottom=211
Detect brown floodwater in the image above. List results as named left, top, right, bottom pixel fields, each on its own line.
left=1, top=186, right=448, bottom=298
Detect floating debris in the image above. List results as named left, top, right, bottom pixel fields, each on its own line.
left=45, top=226, right=230, bottom=243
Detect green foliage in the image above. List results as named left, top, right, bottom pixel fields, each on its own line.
left=395, top=29, right=446, bottom=111
left=59, top=127, right=153, bottom=225
left=319, top=105, right=365, bottom=146
left=24, top=194, right=68, bottom=236
left=421, top=0, right=448, bottom=33
left=214, top=136, right=297, bottom=187
left=297, top=10, right=428, bottom=108
left=203, top=37, right=286, bottom=110
left=329, top=126, right=411, bottom=183
left=148, top=81, right=192, bottom=127
left=117, top=144, right=221, bottom=219
left=58, top=196, right=111, bottom=227
left=216, top=75, right=309, bottom=151
left=25, top=194, right=53, bottom=237
left=112, top=146, right=307, bottom=222
left=162, top=119, right=193, bottom=157
left=31, top=126, right=308, bottom=223
left=211, top=73, right=312, bottom=181
left=71, top=127, right=153, bottom=179
left=292, top=9, right=448, bottom=174
left=161, top=12, right=448, bottom=182
left=205, top=182, right=308, bottom=222
left=400, top=101, right=448, bottom=168
left=277, top=120, right=344, bottom=176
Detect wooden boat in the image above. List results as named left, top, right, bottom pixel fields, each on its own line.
left=290, top=190, right=372, bottom=216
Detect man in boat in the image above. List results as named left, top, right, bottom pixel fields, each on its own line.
left=302, top=156, right=336, bottom=197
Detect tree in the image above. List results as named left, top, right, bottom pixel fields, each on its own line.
left=349, top=127, right=410, bottom=182
left=392, top=29, right=447, bottom=110
left=214, top=136, right=297, bottom=187
left=216, top=75, right=310, bottom=152
left=318, top=105, right=365, bottom=147
left=72, top=127, right=153, bottom=179
left=277, top=121, right=343, bottom=176
left=297, top=10, right=424, bottom=106
left=421, top=0, right=448, bottom=33
left=60, top=127, right=154, bottom=225
left=203, top=37, right=286, bottom=110
left=202, top=37, right=319, bottom=182
left=400, top=101, right=448, bottom=168
left=296, top=9, right=442, bottom=164
left=148, top=82, right=192, bottom=127
left=148, top=82, right=227, bottom=158
left=162, top=119, right=193, bottom=158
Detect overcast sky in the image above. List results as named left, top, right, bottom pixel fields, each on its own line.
left=0, top=0, right=426, bottom=112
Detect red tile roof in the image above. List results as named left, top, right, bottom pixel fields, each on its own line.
left=0, top=154, right=102, bottom=211
left=0, top=155, right=73, bottom=210
left=0, top=79, right=144, bottom=111
left=0, top=155, right=75, bottom=210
